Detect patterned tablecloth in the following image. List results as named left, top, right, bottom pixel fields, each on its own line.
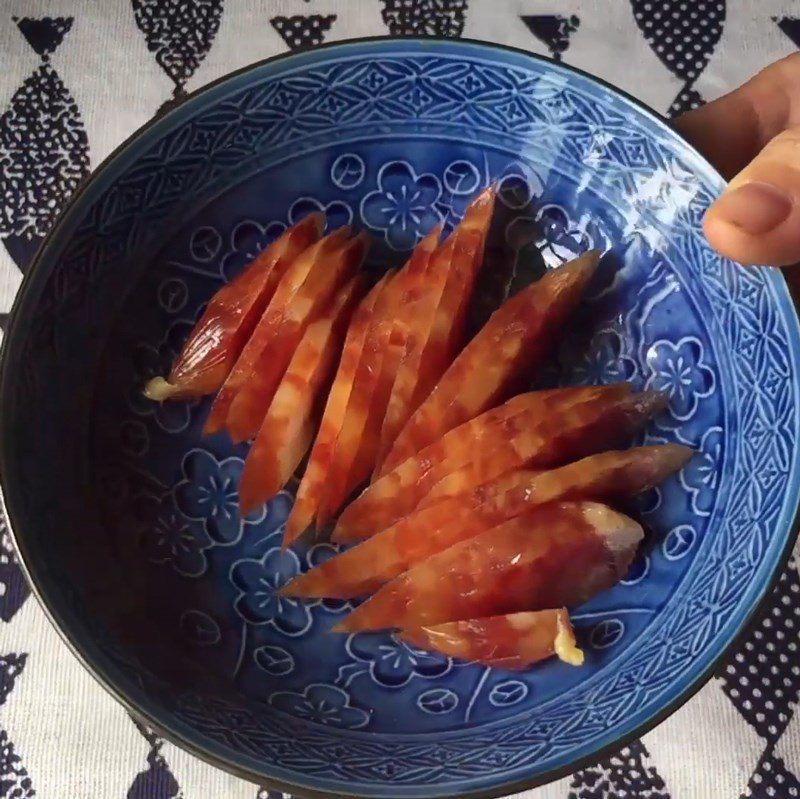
left=1, top=2, right=800, bottom=798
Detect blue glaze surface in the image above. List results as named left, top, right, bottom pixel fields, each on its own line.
left=2, top=39, right=799, bottom=798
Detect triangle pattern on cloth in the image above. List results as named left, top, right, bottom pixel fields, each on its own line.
left=720, top=555, right=800, bottom=743
left=743, top=744, right=800, bottom=798
left=775, top=15, right=800, bottom=49
left=270, top=15, right=337, bottom=50
left=127, top=719, right=182, bottom=799
left=13, top=16, right=73, bottom=58
left=0, top=653, right=33, bottom=797
left=668, top=85, right=704, bottom=118
left=380, top=0, right=467, bottom=38
left=569, top=738, right=670, bottom=798
left=520, top=15, right=580, bottom=61
left=131, top=0, right=224, bottom=91
left=630, top=0, right=726, bottom=84
left=0, top=729, right=35, bottom=799
left=0, top=520, right=30, bottom=620
left=0, top=653, right=27, bottom=706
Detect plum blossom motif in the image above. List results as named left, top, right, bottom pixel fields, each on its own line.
left=645, top=337, right=714, bottom=421
left=230, top=549, right=311, bottom=636
left=219, top=218, right=286, bottom=282
left=189, top=225, right=222, bottom=263
left=270, top=683, right=370, bottom=729
left=680, top=426, right=722, bottom=516
left=253, top=645, right=294, bottom=676
left=662, top=524, right=697, bottom=561
left=496, top=166, right=542, bottom=211
left=621, top=553, right=650, bottom=585
left=489, top=680, right=528, bottom=707
left=135, top=494, right=211, bottom=577
left=634, top=486, right=662, bottom=516
left=288, top=197, right=352, bottom=230
left=347, top=631, right=450, bottom=687
left=570, top=329, right=636, bottom=387
left=360, top=161, right=442, bottom=250
left=330, top=153, right=366, bottom=190
left=129, top=321, right=198, bottom=433
left=589, top=618, right=625, bottom=649
left=537, top=204, right=592, bottom=260
left=504, top=202, right=608, bottom=277
left=304, top=543, right=351, bottom=614
left=417, top=687, right=459, bottom=714
left=502, top=214, right=548, bottom=294
left=180, top=609, right=222, bottom=646
left=442, top=159, right=481, bottom=197
left=439, top=159, right=485, bottom=221
left=174, top=449, right=264, bottom=546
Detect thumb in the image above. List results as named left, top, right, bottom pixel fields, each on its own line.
left=703, top=128, right=800, bottom=266
left=675, top=54, right=800, bottom=267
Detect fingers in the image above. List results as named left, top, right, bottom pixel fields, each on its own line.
left=674, top=83, right=763, bottom=180
left=703, top=134, right=800, bottom=266
left=675, top=54, right=798, bottom=179
left=675, top=55, right=800, bottom=266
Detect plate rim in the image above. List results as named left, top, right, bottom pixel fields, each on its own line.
left=1, top=35, right=799, bottom=799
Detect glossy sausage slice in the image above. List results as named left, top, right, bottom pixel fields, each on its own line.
left=373, top=228, right=441, bottom=472
left=145, top=214, right=323, bottom=400
left=203, top=227, right=350, bottom=435
left=238, top=276, right=365, bottom=514
left=283, top=272, right=393, bottom=547
left=224, top=230, right=368, bottom=443
left=379, top=250, right=600, bottom=474
left=422, top=390, right=667, bottom=507
left=204, top=226, right=353, bottom=437
left=332, top=384, right=647, bottom=544
left=375, top=233, right=458, bottom=454
left=376, top=189, right=494, bottom=474
left=405, top=188, right=495, bottom=412
left=400, top=609, right=584, bottom=669
left=333, top=501, right=643, bottom=632
left=282, top=444, right=690, bottom=598
left=335, top=196, right=492, bottom=513
left=203, top=227, right=360, bottom=440
left=438, top=186, right=496, bottom=362
left=315, top=270, right=403, bottom=526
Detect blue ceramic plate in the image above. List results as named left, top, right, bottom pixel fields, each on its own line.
left=2, top=38, right=800, bottom=799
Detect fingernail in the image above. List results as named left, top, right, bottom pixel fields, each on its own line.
left=713, top=182, right=793, bottom=234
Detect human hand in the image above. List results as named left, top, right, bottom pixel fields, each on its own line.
left=676, top=54, right=800, bottom=267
